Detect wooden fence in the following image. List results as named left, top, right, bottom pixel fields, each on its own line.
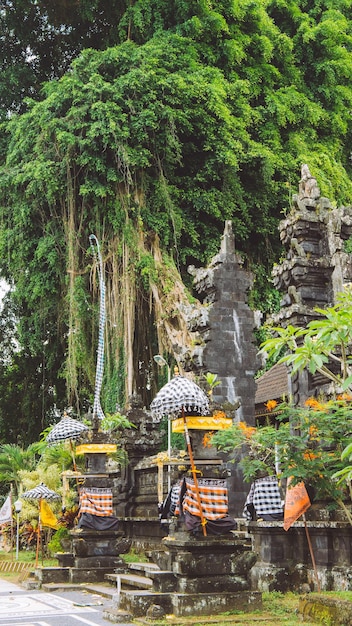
left=0, top=560, right=35, bottom=581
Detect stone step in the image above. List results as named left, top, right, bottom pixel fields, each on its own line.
left=128, top=561, right=160, bottom=574
left=105, top=572, right=153, bottom=589
left=41, top=581, right=115, bottom=599
left=119, top=588, right=173, bottom=617
left=120, top=588, right=262, bottom=618
left=23, top=579, right=40, bottom=590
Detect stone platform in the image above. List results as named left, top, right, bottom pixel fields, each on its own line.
left=115, top=531, right=261, bottom=618
left=248, top=519, right=352, bottom=592
left=38, top=529, right=131, bottom=585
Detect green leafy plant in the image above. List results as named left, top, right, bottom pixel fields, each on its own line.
left=100, top=412, right=135, bottom=433
left=203, top=372, right=221, bottom=399
left=260, top=287, right=352, bottom=393
left=332, top=441, right=352, bottom=500
left=122, top=547, right=148, bottom=564
left=99, top=411, right=136, bottom=466
left=47, top=526, right=71, bottom=555
left=212, top=396, right=352, bottom=510
left=274, top=397, right=352, bottom=505
left=211, top=420, right=280, bottom=482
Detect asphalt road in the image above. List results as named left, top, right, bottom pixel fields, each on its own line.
left=0, top=579, right=135, bottom=626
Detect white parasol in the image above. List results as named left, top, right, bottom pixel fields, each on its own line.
left=46, top=413, right=89, bottom=444
left=150, top=375, right=210, bottom=422
left=21, top=483, right=61, bottom=501
left=46, top=411, right=89, bottom=472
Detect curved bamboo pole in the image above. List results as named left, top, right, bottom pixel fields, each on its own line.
left=35, top=501, right=41, bottom=568
left=182, top=407, right=207, bottom=536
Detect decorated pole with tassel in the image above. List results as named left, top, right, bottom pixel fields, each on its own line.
left=89, top=235, right=106, bottom=422
left=181, top=406, right=207, bottom=536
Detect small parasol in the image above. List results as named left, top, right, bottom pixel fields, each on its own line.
left=46, top=410, right=89, bottom=471
left=46, top=412, right=89, bottom=444
left=21, top=483, right=61, bottom=501
left=150, top=372, right=210, bottom=535
left=150, top=375, right=210, bottom=422
left=21, top=483, right=60, bottom=566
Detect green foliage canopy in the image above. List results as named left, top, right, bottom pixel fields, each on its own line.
left=0, top=2, right=352, bottom=441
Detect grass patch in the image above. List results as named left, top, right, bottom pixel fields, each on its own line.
left=0, top=549, right=57, bottom=568
left=121, top=548, right=149, bottom=563
left=0, top=549, right=58, bottom=584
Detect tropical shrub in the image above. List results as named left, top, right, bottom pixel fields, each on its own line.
left=47, top=526, right=71, bottom=556
left=212, top=396, right=352, bottom=507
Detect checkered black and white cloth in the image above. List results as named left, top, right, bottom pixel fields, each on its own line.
left=169, top=482, right=182, bottom=515
left=159, top=481, right=182, bottom=519
left=243, top=475, right=283, bottom=521
left=89, top=234, right=106, bottom=420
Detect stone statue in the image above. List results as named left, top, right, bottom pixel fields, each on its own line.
left=298, top=164, right=320, bottom=200
left=289, top=237, right=306, bottom=259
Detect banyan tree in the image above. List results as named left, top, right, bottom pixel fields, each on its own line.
left=1, top=3, right=352, bottom=436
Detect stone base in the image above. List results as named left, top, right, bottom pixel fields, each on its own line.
left=120, top=590, right=173, bottom=617
left=71, top=529, right=131, bottom=556
left=119, top=532, right=261, bottom=618
left=176, top=574, right=249, bottom=594
left=250, top=563, right=292, bottom=592
left=248, top=520, right=352, bottom=592
left=55, top=552, right=74, bottom=567
left=172, top=590, right=262, bottom=616
left=299, top=594, right=352, bottom=625
left=119, top=589, right=262, bottom=617
left=36, top=564, right=126, bottom=585
left=35, top=567, right=70, bottom=584
left=103, top=608, right=134, bottom=624
left=73, top=556, right=124, bottom=569
left=70, top=566, right=124, bottom=583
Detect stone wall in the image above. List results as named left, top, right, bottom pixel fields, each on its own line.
left=249, top=518, right=352, bottom=592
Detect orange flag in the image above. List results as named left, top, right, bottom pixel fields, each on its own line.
left=283, top=478, right=311, bottom=531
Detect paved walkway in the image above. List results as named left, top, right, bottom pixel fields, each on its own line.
left=0, top=578, right=20, bottom=592
left=0, top=577, right=134, bottom=625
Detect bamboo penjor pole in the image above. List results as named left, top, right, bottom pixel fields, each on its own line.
left=182, top=407, right=207, bottom=536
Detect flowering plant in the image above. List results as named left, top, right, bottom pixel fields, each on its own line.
left=274, top=397, right=352, bottom=502
left=211, top=396, right=352, bottom=505
left=211, top=420, right=283, bottom=481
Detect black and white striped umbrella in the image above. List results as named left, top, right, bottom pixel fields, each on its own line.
left=21, top=483, right=60, bottom=501
left=150, top=374, right=210, bottom=422
left=46, top=414, right=89, bottom=444
left=21, top=483, right=61, bottom=567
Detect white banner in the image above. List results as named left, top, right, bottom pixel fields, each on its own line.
left=0, top=494, right=12, bottom=525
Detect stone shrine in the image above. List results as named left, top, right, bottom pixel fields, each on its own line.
left=187, top=220, right=260, bottom=424
left=34, top=166, right=352, bottom=609
left=248, top=165, right=352, bottom=593
left=269, top=163, right=352, bottom=404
